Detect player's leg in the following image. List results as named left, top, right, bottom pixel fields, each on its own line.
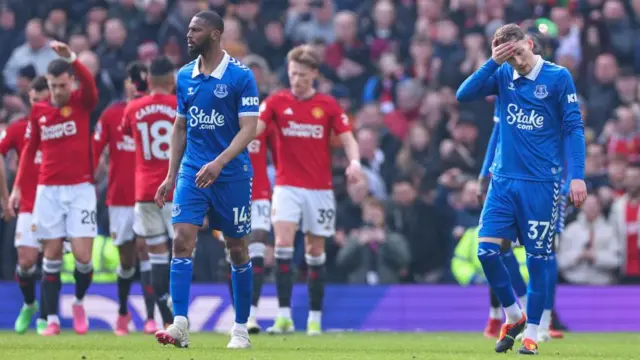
left=476, top=176, right=526, bottom=352
left=515, top=180, right=560, bottom=355
left=484, top=289, right=502, bottom=338
left=13, top=213, right=41, bottom=334
left=134, top=202, right=174, bottom=327
left=247, top=199, right=271, bottom=333
left=32, top=185, right=66, bottom=336
left=109, top=206, right=137, bottom=335
left=268, top=186, right=302, bottom=334
left=538, top=234, right=563, bottom=342
left=211, top=179, right=253, bottom=349
left=136, top=237, right=158, bottom=334
left=501, top=241, right=527, bottom=309
left=301, top=189, right=335, bottom=336
left=155, top=174, right=208, bottom=348
left=37, top=276, right=47, bottom=334
left=66, top=182, right=98, bottom=335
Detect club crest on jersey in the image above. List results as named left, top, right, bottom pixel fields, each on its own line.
left=60, top=106, right=72, bottom=117
left=172, top=204, right=181, bottom=217
left=312, top=107, right=324, bottom=119
left=214, top=84, right=228, bottom=98
left=534, top=85, right=548, bottom=99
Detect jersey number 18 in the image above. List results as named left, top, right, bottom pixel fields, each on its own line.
left=136, top=121, right=172, bottom=160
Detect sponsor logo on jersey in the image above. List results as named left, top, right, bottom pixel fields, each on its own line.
left=41, top=120, right=78, bottom=140
left=567, top=93, right=578, bottom=104
left=188, top=106, right=226, bottom=130
left=534, top=85, right=548, bottom=99
left=214, top=84, right=228, bottom=98
left=34, top=150, right=42, bottom=164
left=282, top=121, right=323, bottom=139
left=116, top=135, right=136, bottom=152
left=135, top=104, right=177, bottom=120
left=312, top=107, right=324, bottom=119
left=506, top=103, right=544, bottom=131
left=241, top=96, right=259, bottom=107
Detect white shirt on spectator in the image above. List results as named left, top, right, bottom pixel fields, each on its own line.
left=3, top=42, right=57, bottom=91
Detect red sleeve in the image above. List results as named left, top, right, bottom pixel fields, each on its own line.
left=71, top=59, right=99, bottom=111
left=329, top=97, right=351, bottom=135
left=0, top=123, right=17, bottom=156
left=92, top=109, right=110, bottom=169
left=258, top=96, right=276, bottom=126
left=15, top=111, right=40, bottom=189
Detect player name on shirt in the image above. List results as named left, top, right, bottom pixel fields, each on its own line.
left=135, top=103, right=176, bottom=120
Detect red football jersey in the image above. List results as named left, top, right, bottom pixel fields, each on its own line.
left=0, top=118, right=40, bottom=213
left=93, top=101, right=136, bottom=206
left=16, top=59, right=98, bottom=187
left=122, top=93, right=176, bottom=202
left=248, top=122, right=276, bottom=200
left=259, top=90, right=351, bottom=189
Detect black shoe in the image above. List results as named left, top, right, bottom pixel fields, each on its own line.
left=495, top=314, right=527, bottom=353
left=551, top=310, right=568, bottom=331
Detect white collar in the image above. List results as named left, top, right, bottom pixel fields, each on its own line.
left=192, top=51, right=230, bottom=79
left=512, top=55, right=544, bottom=81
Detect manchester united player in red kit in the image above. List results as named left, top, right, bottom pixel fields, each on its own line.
left=257, top=45, right=362, bottom=335
left=93, top=62, right=158, bottom=335
left=122, top=56, right=177, bottom=327
left=2, top=76, right=48, bottom=334
left=14, top=41, right=99, bottom=336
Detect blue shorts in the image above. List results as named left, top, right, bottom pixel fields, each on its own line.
left=478, top=175, right=560, bottom=255
left=172, top=172, right=252, bottom=239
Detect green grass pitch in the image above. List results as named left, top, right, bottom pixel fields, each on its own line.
left=1, top=332, right=639, bottom=360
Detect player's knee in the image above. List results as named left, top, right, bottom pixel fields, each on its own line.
left=249, top=229, right=268, bottom=244
left=135, top=238, right=149, bottom=256
left=42, top=240, right=64, bottom=259
left=273, top=222, right=296, bottom=247
left=226, top=238, right=249, bottom=265
left=73, top=250, right=92, bottom=265
left=305, top=234, right=325, bottom=256
left=16, top=247, right=39, bottom=269
left=172, top=228, right=196, bottom=257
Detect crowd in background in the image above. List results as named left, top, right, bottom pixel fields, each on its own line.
left=0, top=0, right=639, bottom=286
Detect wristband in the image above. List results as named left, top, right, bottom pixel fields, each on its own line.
left=62, top=52, right=77, bottom=63
left=350, top=160, right=361, bottom=168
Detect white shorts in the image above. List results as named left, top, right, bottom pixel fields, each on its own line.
left=133, top=202, right=173, bottom=245
left=15, top=212, right=39, bottom=248
left=251, top=199, right=271, bottom=232
left=32, top=182, right=97, bottom=240
left=109, top=206, right=135, bottom=246
left=271, top=186, right=336, bottom=237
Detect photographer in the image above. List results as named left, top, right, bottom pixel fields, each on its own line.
left=337, top=197, right=410, bottom=284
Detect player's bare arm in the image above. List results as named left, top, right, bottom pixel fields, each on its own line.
left=0, top=155, right=13, bottom=220
left=14, top=119, right=40, bottom=209
left=256, top=119, right=267, bottom=136
left=195, top=115, right=258, bottom=188
left=50, top=41, right=99, bottom=109
left=155, top=115, right=187, bottom=208
left=338, top=131, right=363, bottom=184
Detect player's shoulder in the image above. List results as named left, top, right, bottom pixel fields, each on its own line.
left=263, top=89, right=291, bottom=106
left=178, top=59, right=198, bottom=79
left=309, top=92, right=342, bottom=112
left=226, top=55, right=253, bottom=76
left=106, top=100, right=127, bottom=113
left=541, top=61, right=571, bottom=78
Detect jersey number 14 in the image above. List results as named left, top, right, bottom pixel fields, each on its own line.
left=136, top=121, right=172, bottom=160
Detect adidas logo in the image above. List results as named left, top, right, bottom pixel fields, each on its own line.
left=284, top=108, right=293, bottom=115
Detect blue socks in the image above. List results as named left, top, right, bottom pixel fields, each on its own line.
left=502, top=248, right=527, bottom=298
left=545, top=253, right=557, bottom=311
left=232, top=261, right=253, bottom=324
left=525, top=254, right=548, bottom=325
left=170, top=257, right=193, bottom=318
left=477, top=242, right=516, bottom=308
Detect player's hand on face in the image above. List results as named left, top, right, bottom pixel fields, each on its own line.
left=491, top=39, right=516, bottom=64
left=50, top=41, right=73, bottom=59
left=154, top=177, right=175, bottom=208
left=569, top=179, right=588, bottom=208
left=195, top=158, right=224, bottom=188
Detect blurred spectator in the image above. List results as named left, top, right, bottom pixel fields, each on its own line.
left=137, top=0, right=169, bottom=44
left=610, top=164, right=640, bottom=283
left=558, top=195, right=620, bottom=285
left=356, top=126, right=388, bottom=200
left=77, top=50, right=117, bottom=125
left=221, top=16, right=248, bottom=59
left=0, top=4, right=25, bottom=71
left=362, top=51, right=407, bottom=113
left=361, top=0, right=402, bottom=61
left=261, top=19, right=292, bottom=72
left=43, top=4, right=70, bottom=41
left=3, top=18, right=57, bottom=91
left=585, top=53, right=618, bottom=134
left=108, top=0, right=143, bottom=33
left=68, top=33, right=91, bottom=54
left=383, top=79, right=423, bottom=140
left=439, top=113, right=482, bottom=175
left=605, top=106, right=640, bottom=163
left=158, top=0, right=200, bottom=63
left=285, top=0, right=335, bottom=45
left=232, top=0, right=266, bottom=55
left=337, top=197, right=410, bottom=284
left=451, top=179, right=482, bottom=240
left=95, top=17, right=137, bottom=95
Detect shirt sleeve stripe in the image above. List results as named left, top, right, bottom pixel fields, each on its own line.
left=177, top=113, right=186, bottom=118
left=239, top=112, right=259, bottom=117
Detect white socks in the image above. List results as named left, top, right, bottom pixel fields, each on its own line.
left=539, top=309, right=552, bottom=331
left=278, top=307, right=292, bottom=319
left=489, top=307, right=502, bottom=320
left=524, top=323, right=539, bottom=340
left=504, top=303, right=522, bottom=324
left=308, top=311, right=322, bottom=323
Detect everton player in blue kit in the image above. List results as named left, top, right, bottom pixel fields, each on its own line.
left=457, top=24, right=587, bottom=355
left=154, top=11, right=259, bottom=349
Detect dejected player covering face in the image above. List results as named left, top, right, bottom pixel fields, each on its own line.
left=492, top=35, right=537, bottom=76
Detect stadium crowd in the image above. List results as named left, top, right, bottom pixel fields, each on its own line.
left=0, top=0, right=639, bottom=286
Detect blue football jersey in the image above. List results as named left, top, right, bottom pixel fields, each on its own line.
left=457, top=56, right=584, bottom=182
left=176, top=52, right=260, bottom=181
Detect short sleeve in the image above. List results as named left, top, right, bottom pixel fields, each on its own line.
left=329, top=98, right=352, bottom=135
left=258, top=96, right=275, bottom=125
left=0, top=125, right=14, bottom=156
left=176, top=73, right=187, bottom=118
left=238, top=71, right=260, bottom=117
left=121, top=104, right=133, bottom=136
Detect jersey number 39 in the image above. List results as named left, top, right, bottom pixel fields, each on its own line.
left=136, top=121, right=172, bottom=160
